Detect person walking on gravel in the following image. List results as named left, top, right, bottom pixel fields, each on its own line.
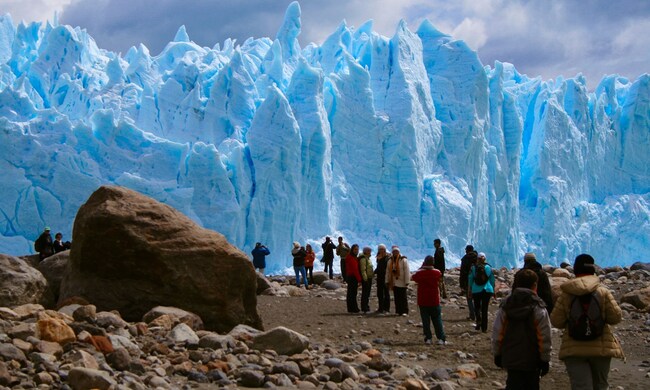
left=375, top=244, right=391, bottom=314
left=469, top=252, right=495, bottom=332
left=412, top=255, right=446, bottom=345
left=550, top=254, right=624, bottom=390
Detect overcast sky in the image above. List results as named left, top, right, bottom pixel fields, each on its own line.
left=2, top=0, right=648, bottom=89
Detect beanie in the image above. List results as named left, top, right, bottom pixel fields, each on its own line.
left=293, top=242, right=300, bottom=249
left=391, top=245, right=400, bottom=252
left=574, top=254, right=596, bottom=275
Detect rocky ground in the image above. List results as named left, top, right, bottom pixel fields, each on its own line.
left=0, top=265, right=649, bottom=389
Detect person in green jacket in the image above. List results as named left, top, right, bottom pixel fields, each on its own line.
left=359, top=246, right=374, bottom=313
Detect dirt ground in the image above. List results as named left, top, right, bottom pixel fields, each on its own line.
left=257, top=274, right=650, bottom=390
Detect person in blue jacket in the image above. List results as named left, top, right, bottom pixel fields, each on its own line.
left=251, top=243, right=270, bottom=274
left=469, top=252, right=496, bottom=332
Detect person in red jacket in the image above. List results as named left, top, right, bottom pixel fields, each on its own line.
left=304, top=244, right=316, bottom=285
left=411, top=255, right=447, bottom=345
left=345, top=244, right=362, bottom=313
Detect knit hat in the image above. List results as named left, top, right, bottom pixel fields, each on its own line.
left=391, top=245, right=400, bottom=252
left=293, top=242, right=300, bottom=249
left=44, top=227, right=50, bottom=231
left=477, top=252, right=486, bottom=264
left=524, top=252, right=537, bottom=264
left=378, top=244, right=387, bottom=251
left=574, top=254, right=596, bottom=275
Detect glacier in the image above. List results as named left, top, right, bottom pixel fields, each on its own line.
left=0, top=2, right=648, bottom=274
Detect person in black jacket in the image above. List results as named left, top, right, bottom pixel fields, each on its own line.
left=35, top=227, right=54, bottom=261
left=433, top=239, right=447, bottom=299
left=374, top=244, right=391, bottom=313
left=515, top=253, right=554, bottom=314
left=460, top=245, right=478, bottom=320
left=321, top=236, right=337, bottom=279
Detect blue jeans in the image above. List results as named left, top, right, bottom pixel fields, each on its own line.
left=419, top=306, right=445, bottom=341
left=294, top=266, right=309, bottom=287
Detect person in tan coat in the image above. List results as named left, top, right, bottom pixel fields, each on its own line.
left=550, top=254, right=624, bottom=390
left=386, top=246, right=410, bottom=316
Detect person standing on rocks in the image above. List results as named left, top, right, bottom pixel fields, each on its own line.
left=375, top=244, right=391, bottom=314
left=336, top=236, right=350, bottom=281
left=34, top=227, right=54, bottom=261
left=411, top=255, right=446, bottom=345
left=460, top=245, right=478, bottom=321
left=251, top=242, right=270, bottom=274
left=359, top=246, right=374, bottom=313
left=53, top=232, right=69, bottom=253
left=386, top=246, right=410, bottom=316
left=434, top=238, right=447, bottom=299
left=292, top=242, right=309, bottom=289
left=469, top=252, right=495, bottom=332
left=321, top=236, right=337, bottom=279
left=492, top=269, right=552, bottom=389
left=304, top=244, right=316, bottom=285
left=345, top=244, right=362, bottom=313
left=515, top=252, right=554, bottom=314
left=550, top=254, right=624, bottom=390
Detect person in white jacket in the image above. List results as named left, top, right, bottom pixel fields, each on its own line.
left=386, top=246, right=410, bottom=316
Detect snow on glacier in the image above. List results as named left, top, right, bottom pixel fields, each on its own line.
left=0, top=2, right=649, bottom=273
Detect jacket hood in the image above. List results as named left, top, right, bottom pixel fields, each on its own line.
left=502, top=288, right=544, bottom=320
left=291, top=248, right=301, bottom=255
left=560, top=274, right=600, bottom=295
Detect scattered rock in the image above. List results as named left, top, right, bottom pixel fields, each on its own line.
left=67, top=367, right=116, bottom=390
left=630, top=262, right=650, bottom=272
left=621, top=287, right=650, bottom=310
left=37, top=317, right=76, bottom=344
left=456, top=363, right=486, bottom=379
left=321, top=280, right=341, bottom=290
left=250, top=326, right=309, bottom=355
left=0, top=254, right=47, bottom=306
left=169, top=322, right=199, bottom=345
left=36, top=250, right=70, bottom=307
left=238, top=369, right=265, bottom=387
left=142, top=306, right=204, bottom=330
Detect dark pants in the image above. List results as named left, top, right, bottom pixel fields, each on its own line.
left=377, top=279, right=390, bottom=312
left=439, top=276, right=447, bottom=299
left=506, top=369, right=539, bottom=390
left=306, top=266, right=313, bottom=284
left=466, top=293, right=476, bottom=320
left=419, top=306, right=445, bottom=341
left=323, top=258, right=334, bottom=279
left=361, top=280, right=372, bottom=312
left=340, top=258, right=346, bottom=279
left=473, top=291, right=492, bottom=331
left=346, top=276, right=360, bottom=313
left=393, top=286, right=409, bottom=315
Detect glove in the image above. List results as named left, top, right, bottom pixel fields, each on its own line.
left=494, top=355, right=502, bottom=368
left=539, top=361, right=549, bottom=377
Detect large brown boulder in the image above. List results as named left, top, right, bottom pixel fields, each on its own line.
left=0, top=254, right=47, bottom=307
left=59, top=186, right=262, bottom=332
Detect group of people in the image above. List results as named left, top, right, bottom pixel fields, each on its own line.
left=250, top=238, right=624, bottom=390
left=492, top=253, right=624, bottom=390
left=34, top=227, right=71, bottom=260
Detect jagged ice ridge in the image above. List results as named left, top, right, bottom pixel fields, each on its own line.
left=0, top=2, right=648, bottom=273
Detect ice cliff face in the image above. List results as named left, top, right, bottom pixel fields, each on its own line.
left=0, top=3, right=648, bottom=272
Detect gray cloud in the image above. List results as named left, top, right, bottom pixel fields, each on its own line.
left=7, top=0, right=647, bottom=88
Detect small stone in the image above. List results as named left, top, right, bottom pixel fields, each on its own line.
left=106, top=347, right=131, bottom=371
left=238, top=369, right=265, bottom=387
left=400, top=378, right=429, bottom=390
left=64, top=349, right=99, bottom=369
left=329, top=367, right=343, bottom=383
left=8, top=323, right=36, bottom=340
left=199, top=333, right=236, bottom=350
left=0, top=361, right=11, bottom=386
left=169, top=323, right=199, bottom=345
left=72, top=305, right=97, bottom=323
left=456, top=363, right=486, bottom=379
left=272, top=361, right=301, bottom=377
left=35, top=371, right=54, bottom=385
left=250, top=326, right=309, bottom=355
left=67, top=367, right=116, bottom=390
left=37, top=318, right=76, bottom=345
left=35, top=340, right=64, bottom=357
left=95, top=311, right=128, bottom=329
left=0, top=343, right=27, bottom=363
left=147, top=376, right=172, bottom=389
left=12, top=338, right=32, bottom=353
left=429, top=367, right=450, bottom=381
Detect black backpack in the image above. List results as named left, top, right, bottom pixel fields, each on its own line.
left=567, top=292, right=605, bottom=341
left=474, top=264, right=489, bottom=286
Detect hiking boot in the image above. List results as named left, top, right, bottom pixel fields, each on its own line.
left=436, top=340, right=447, bottom=346
left=424, top=339, right=432, bottom=345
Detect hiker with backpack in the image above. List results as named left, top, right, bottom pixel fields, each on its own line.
left=460, top=245, right=478, bottom=321
left=34, top=227, right=54, bottom=261
left=469, top=252, right=495, bottom=332
left=492, top=269, right=552, bottom=390
left=550, top=254, right=624, bottom=390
